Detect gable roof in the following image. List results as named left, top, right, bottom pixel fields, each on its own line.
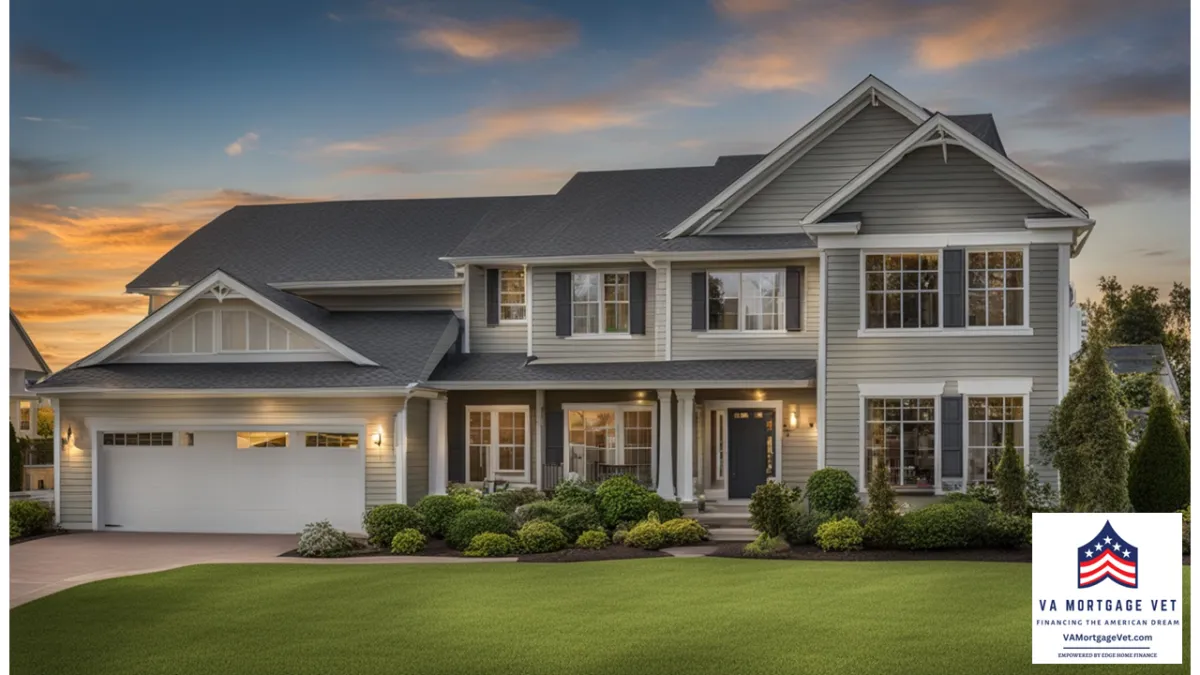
left=945, top=114, right=1006, bottom=156
left=1106, top=344, right=1181, bottom=401
left=10, top=311, right=50, bottom=375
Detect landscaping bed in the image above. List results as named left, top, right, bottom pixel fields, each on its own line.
left=711, top=542, right=1032, bottom=563
left=517, top=544, right=670, bottom=563
left=9, top=529, right=69, bottom=547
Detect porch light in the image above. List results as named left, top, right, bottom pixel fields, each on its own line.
left=371, top=429, right=383, bottom=447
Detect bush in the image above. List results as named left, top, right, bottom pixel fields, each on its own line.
left=1026, top=470, right=1060, bottom=514
left=464, top=532, right=517, bottom=557
left=480, top=488, right=545, bottom=516
left=1182, top=505, right=1191, bottom=555
left=596, top=475, right=663, bottom=528
left=362, top=504, right=425, bottom=548
left=9, top=499, right=52, bottom=539
left=516, top=521, right=568, bottom=553
left=784, top=506, right=864, bottom=546
left=554, top=479, right=598, bottom=506
left=898, top=500, right=991, bottom=550
left=748, top=481, right=801, bottom=537
left=611, top=527, right=628, bottom=545
left=416, top=494, right=477, bottom=538
left=575, top=529, right=609, bottom=550
left=447, top=482, right=482, bottom=498
left=445, top=508, right=514, bottom=550
left=389, top=528, right=426, bottom=555
left=995, top=438, right=1027, bottom=516
left=10, top=424, right=23, bottom=492
left=653, top=497, right=684, bottom=521
left=1130, top=384, right=1190, bottom=513
left=964, top=482, right=999, bottom=505
left=514, top=501, right=603, bottom=542
left=662, top=518, right=708, bottom=546
left=805, top=468, right=859, bottom=513
left=815, top=517, right=864, bottom=552
left=864, top=458, right=899, bottom=548
left=985, top=512, right=1031, bottom=548
left=10, top=518, right=19, bottom=540
left=297, top=520, right=355, bottom=558
left=624, top=513, right=667, bottom=550
left=743, top=532, right=790, bottom=558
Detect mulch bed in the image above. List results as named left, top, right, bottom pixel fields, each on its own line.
left=709, top=542, right=1034, bottom=563
left=279, top=537, right=465, bottom=559
left=517, top=546, right=670, bottom=563
left=9, top=529, right=71, bottom=546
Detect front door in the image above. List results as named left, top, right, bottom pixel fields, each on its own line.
left=727, top=409, right=773, bottom=499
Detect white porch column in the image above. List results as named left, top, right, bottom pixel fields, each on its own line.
left=395, top=408, right=408, bottom=505
left=51, top=397, right=61, bottom=524
left=656, top=389, right=674, bottom=498
left=535, top=389, right=546, bottom=489
left=428, top=397, right=449, bottom=495
left=675, top=389, right=695, bottom=502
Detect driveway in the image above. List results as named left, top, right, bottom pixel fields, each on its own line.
left=10, top=532, right=294, bottom=608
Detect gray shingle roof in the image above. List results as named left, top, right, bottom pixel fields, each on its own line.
left=429, top=353, right=815, bottom=384
left=1105, top=344, right=1181, bottom=401
left=946, top=114, right=1007, bottom=157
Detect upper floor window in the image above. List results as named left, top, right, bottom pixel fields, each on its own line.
left=864, top=253, right=939, bottom=329
left=18, top=401, right=31, bottom=431
left=139, top=309, right=322, bottom=356
left=708, top=271, right=783, bottom=331
left=968, top=250, right=1025, bottom=327
left=572, top=272, right=629, bottom=335
left=499, top=268, right=526, bottom=322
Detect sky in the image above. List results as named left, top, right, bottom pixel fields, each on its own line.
left=9, top=0, right=1191, bottom=369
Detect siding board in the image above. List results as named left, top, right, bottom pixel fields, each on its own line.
left=468, top=266, right=526, bottom=353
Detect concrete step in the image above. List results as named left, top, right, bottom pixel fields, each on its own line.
left=696, top=513, right=752, bottom=528
left=707, top=527, right=757, bottom=542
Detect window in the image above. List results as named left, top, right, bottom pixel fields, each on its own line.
left=567, top=405, right=654, bottom=485
left=865, top=398, right=936, bottom=488
left=623, top=410, right=654, bottom=481
left=305, top=432, right=359, bottom=448
left=499, top=269, right=526, bottom=321
left=708, top=271, right=783, bottom=331
left=466, top=407, right=529, bottom=482
left=18, top=401, right=31, bottom=431
left=236, top=432, right=288, bottom=448
left=968, top=250, right=1025, bottom=327
left=181, top=432, right=195, bottom=447
left=572, top=273, right=629, bottom=335
left=864, top=253, right=939, bottom=329
left=967, top=396, right=1024, bottom=484
left=103, top=432, right=174, bottom=446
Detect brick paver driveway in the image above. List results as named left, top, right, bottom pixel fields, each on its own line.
left=10, top=532, right=295, bottom=607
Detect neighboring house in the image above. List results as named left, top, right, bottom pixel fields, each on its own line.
left=1106, top=344, right=1181, bottom=402
left=33, top=76, right=1092, bottom=535
left=11, top=311, right=53, bottom=491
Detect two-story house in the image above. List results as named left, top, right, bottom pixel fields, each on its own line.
left=33, top=76, right=1091, bottom=535
left=11, top=311, right=53, bottom=492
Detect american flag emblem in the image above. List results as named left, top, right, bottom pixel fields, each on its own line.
left=1077, top=521, right=1138, bottom=589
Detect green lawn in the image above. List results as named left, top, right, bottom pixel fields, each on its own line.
left=10, top=560, right=1189, bottom=675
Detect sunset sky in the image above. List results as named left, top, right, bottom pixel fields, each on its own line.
left=10, top=0, right=1190, bottom=370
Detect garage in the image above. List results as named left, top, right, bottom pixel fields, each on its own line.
left=98, top=428, right=365, bottom=534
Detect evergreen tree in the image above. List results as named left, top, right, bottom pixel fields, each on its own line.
left=864, top=457, right=898, bottom=547
left=10, top=423, right=23, bottom=492
left=1129, top=384, right=1190, bottom=513
left=995, top=436, right=1026, bottom=516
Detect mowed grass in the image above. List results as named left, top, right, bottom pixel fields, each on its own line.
left=10, top=559, right=1189, bottom=675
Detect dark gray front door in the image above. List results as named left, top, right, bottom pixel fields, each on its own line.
left=728, top=409, right=773, bottom=499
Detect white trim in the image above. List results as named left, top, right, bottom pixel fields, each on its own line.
left=702, top=268, right=787, bottom=333
left=656, top=390, right=674, bottom=498
left=857, top=382, right=946, bottom=397
left=564, top=334, right=633, bottom=341
left=675, top=389, right=695, bottom=502
left=123, top=352, right=339, bottom=364
left=636, top=249, right=820, bottom=262
left=696, top=331, right=790, bottom=339
left=702, top=399, right=785, bottom=494
left=956, top=378, right=1033, bottom=396
left=525, top=265, right=534, bottom=357
left=859, top=249, right=943, bottom=333
left=664, top=75, right=929, bottom=239
left=462, top=266, right=471, bottom=354
left=816, top=250, right=827, bottom=470
left=857, top=327, right=1034, bottom=338
left=442, top=253, right=643, bottom=266
left=858, top=394, right=941, bottom=492
left=267, top=278, right=463, bottom=291
left=1024, top=216, right=1091, bottom=230
left=818, top=229, right=1074, bottom=250
left=51, top=397, right=61, bottom=524
left=559, top=400, right=657, bottom=486
left=37, top=386, right=429, bottom=398
left=534, top=390, right=545, bottom=490
left=664, top=261, right=672, bottom=361
left=961, top=392, right=1032, bottom=485
left=464, top=405, right=532, bottom=484
left=430, top=379, right=815, bottom=391
left=1058, top=243, right=1071, bottom=400
left=963, top=245, right=1030, bottom=330
left=802, top=221, right=861, bottom=236
left=497, top=267, right=528, bottom=325
left=395, top=406, right=407, bottom=505
left=569, top=270, right=632, bottom=337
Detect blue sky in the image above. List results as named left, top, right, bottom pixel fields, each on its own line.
left=10, top=0, right=1191, bottom=367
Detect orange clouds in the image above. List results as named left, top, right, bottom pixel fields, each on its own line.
left=454, top=96, right=646, bottom=151
left=411, top=18, right=578, bottom=61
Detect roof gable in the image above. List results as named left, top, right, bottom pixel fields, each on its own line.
left=10, top=312, right=50, bottom=375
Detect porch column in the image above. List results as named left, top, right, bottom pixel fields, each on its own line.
left=675, top=389, right=695, bottom=502
left=535, top=389, right=546, bottom=489
left=428, top=396, right=448, bottom=495
left=656, top=389, right=674, bottom=498
left=395, top=409, right=407, bottom=505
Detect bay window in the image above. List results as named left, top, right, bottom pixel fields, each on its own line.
left=864, top=253, right=939, bottom=329
left=707, top=270, right=783, bottom=331
left=572, top=272, right=629, bottom=334
left=466, top=406, right=530, bottom=483
left=865, top=398, right=936, bottom=488
left=566, top=405, right=655, bottom=485
left=966, top=396, right=1025, bottom=484
left=968, top=250, right=1025, bottom=327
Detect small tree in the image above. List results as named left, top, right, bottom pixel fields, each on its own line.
left=995, top=437, right=1026, bottom=516
left=10, top=423, right=24, bottom=492
left=1129, top=384, right=1190, bottom=513
left=864, top=457, right=898, bottom=547
left=36, top=406, right=54, bottom=439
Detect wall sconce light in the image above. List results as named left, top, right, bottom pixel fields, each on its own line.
left=64, top=426, right=73, bottom=443
left=371, top=429, right=383, bottom=447
left=753, top=390, right=765, bottom=401
left=785, top=405, right=798, bottom=437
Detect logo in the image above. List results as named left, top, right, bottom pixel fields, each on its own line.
left=1077, top=520, right=1138, bottom=589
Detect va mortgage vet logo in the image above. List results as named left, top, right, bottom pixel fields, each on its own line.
left=1032, top=513, right=1182, bottom=664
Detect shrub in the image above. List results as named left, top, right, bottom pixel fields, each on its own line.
left=898, top=500, right=991, bottom=550
left=743, top=532, right=790, bottom=558
left=362, top=503, right=424, bottom=548
left=416, top=494, right=477, bottom=538
left=575, top=529, right=609, bottom=550
left=805, top=468, right=859, bottom=513
left=447, top=482, right=482, bottom=498
left=964, top=483, right=999, bottom=505
left=1026, top=470, right=1060, bottom=514
left=1130, top=384, right=1190, bottom=513
left=985, top=512, right=1031, bottom=548
left=516, top=521, right=568, bottom=553
left=513, top=501, right=603, bottom=542
left=662, top=518, right=708, bottom=546
left=624, top=513, right=667, bottom=550
left=10, top=424, right=23, bottom=492
left=611, top=527, right=628, bottom=545
left=653, top=496, right=684, bottom=521
left=296, top=520, right=355, bottom=558
left=596, top=475, right=662, bottom=528
left=480, top=488, right=545, bottom=516
left=554, top=479, right=598, bottom=506
left=784, top=506, right=864, bottom=546
left=445, top=508, right=514, bottom=550
left=941, top=492, right=974, bottom=504
left=864, top=458, right=899, bottom=548
left=10, top=518, right=19, bottom=540
left=995, top=438, right=1027, bottom=516
left=389, top=528, right=426, bottom=555
left=464, top=532, right=517, bottom=557
left=1182, top=505, right=1191, bottom=555
left=748, top=481, right=801, bottom=537
left=815, top=517, right=864, bottom=552
left=9, top=499, right=52, bottom=539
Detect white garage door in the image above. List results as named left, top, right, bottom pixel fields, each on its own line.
left=99, top=429, right=365, bottom=534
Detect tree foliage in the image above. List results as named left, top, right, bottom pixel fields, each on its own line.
left=1129, top=384, right=1190, bottom=513
left=36, top=406, right=54, bottom=439
left=864, top=457, right=899, bottom=547
left=10, top=423, right=24, bottom=492
left=995, top=437, right=1027, bottom=516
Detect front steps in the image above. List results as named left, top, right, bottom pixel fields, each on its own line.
left=685, top=500, right=756, bottom=542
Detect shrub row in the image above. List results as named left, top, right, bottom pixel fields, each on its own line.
left=9, top=500, right=53, bottom=540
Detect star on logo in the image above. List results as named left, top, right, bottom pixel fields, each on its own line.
left=1113, top=543, right=1122, bottom=552
left=1122, top=550, right=1131, bottom=558
left=1085, top=549, right=1094, bottom=557
left=1095, top=543, right=1104, bottom=552
left=1104, top=536, right=1113, bottom=544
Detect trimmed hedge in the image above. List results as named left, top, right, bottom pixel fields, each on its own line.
left=362, top=504, right=425, bottom=548
left=9, top=500, right=53, bottom=539
left=595, top=475, right=680, bottom=528
left=815, top=517, right=863, bottom=552
left=553, top=479, right=598, bottom=507
left=480, top=488, right=545, bottom=516
left=445, top=508, right=514, bottom=550
left=516, top=521, right=568, bottom=553
left=805, top=468, right=859, bottom=513
left=464, top=533, right=517, bottom=557
left=624, top=513, right=667, bottom=550
left=575, top=529, right=609, bottom=550
left=514, top=501, right=603, bottom=542
left=389, top=528, right=426, bottom=555
left=416, top=494, right=477, bottom=538
left=897, top=500, right=991, bottom=550
left=662, top=518, right=708, bottom=546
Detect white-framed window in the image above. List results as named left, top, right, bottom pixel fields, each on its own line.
left=966, top=396, right=1025, bottom=484
left=305, top=432, right=360, bottom=448
left=565, top=403, right=655, bottom=485
left=864, top=398, right=937, bottom=488
left=571, top=272, right=629, bottom=335
left=499, top=268, right=526, bottom=322
left=863, top=252, right=939, bottom=329
left=465, top=406, right=530, bottom=483
left=139, top=308, right=322, bottom=356
left=707, top=270, right=784, bottom=331
left=103, top=432, right=174, bottom=446
left=236, top=431, right=288, bottom=448
left=967, top=250, right=1026, bottom=327
left=181, top=432, right=195, bottom=447
left=18, top=401, right=31, bottom=431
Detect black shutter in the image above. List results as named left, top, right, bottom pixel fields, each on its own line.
left=691, top=272, right=707, bottom=331
left=485, top=268, right=500, bottom=326
left=943, top=249, right=965, bottom=328
left=545, top=410, right=564, bottom=465
left=941, top=395, right=963, bottom=478
left=629, top=271, right=647, bottom=335
left=786, top=266, right=805, bottom=331
left=555, top=272, right=572, bottom=337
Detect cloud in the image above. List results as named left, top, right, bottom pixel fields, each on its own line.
left=10, top=157, right=91, bottom=188
left=1043, top=65, right=1189, bottom=119
left=12, top=45, right=82, bottom=77
left=224, top=132, right=260, bottom=156
left=711, top=0, right=792, bottom=16
left=1016, top=144, right=1189, bottom=207
left=453, top=95, right=647, bottom=151
left=12, top=298, right=147, bottom=324
left=408, top=17, right=579, bottom=61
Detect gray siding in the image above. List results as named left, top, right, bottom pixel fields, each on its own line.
left=468, top=265, right=527, bottom=353
left=823, top=245, right=1061, bottom=488
left=303, top=291, right=461, bottom=311
left=670, top=259, right=819, bottom=360
left=530, top=264, right=657, bottom=363
left=843, top=146, right=1047, bottom=234
left=715, top=104, right=916, bottom=233
left=404, top=397, right=430, bottom=504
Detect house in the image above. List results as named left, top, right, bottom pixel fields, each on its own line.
left=1106, top=344, right=1180, bottom=402
left=10, top=311, right=53, bottom=491
left=32, top=76, right=1091, bottom=535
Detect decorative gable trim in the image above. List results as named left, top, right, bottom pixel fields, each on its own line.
left=10, top=311, right=51, bottom=374
left=663, top=75, right=929, bottom=240
left=77, top=270, right=378, bottom=368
